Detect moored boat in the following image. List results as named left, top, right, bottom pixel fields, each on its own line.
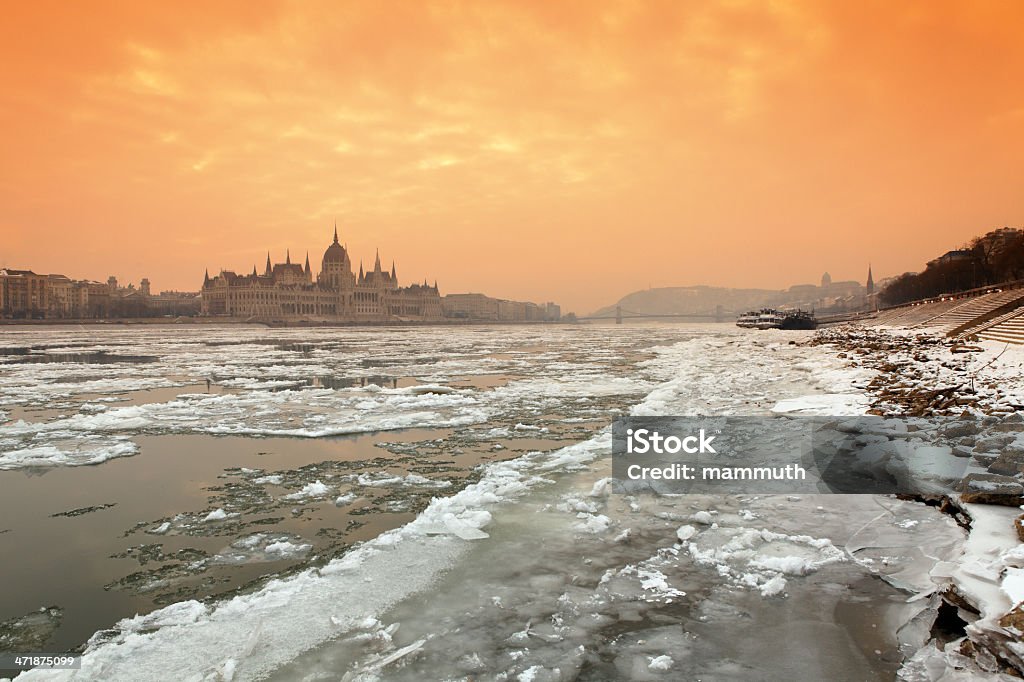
left=736, top=308, right=817, bottom=330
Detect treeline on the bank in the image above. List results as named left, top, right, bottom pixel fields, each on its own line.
left=880, top=227, right=1024, bottom=306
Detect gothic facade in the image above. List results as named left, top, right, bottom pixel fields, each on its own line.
left=200, top=227, right=443, bottom=322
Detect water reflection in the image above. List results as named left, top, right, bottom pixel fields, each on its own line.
left=13, top=352, right=157, bottom=364
left=306, top=375, right=415, bottom=390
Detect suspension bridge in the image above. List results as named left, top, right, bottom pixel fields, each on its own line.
left=578, top=305, right=735, bottom=324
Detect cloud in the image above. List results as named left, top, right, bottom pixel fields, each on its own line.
left=0, top=1, right=1022, bottom=312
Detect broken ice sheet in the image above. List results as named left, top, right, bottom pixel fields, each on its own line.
left=3, top=326, right=970, bottom=680
left=844, top=498, right=965, bottom=593
left=0, top=437, right=139, bottom=470
left=0, top=606, right=63, bottom=652
left=212, top=533, right=313, bottom=564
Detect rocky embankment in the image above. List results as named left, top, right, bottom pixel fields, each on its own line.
left=813, top=326, right=1024, bottom=680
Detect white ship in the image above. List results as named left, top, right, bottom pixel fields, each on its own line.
left=736, top=308, right=816, bottom=330
left=736, top=311, right=760, bottom=328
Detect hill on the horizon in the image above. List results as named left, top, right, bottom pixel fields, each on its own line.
left=590, top=277, right=868, bottom=318
left=590, top=286, right=788, bottom=318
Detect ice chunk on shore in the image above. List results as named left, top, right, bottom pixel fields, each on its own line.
left=691, top=511, right=714, bottom=525
left=676, top=525, right=697, bottom=542
left=1002, top=568, right=1024, bottom=606
left=772, top=393, right=869, bottom=415
left=589, top=477, right=612, bottom=498
left=443, top=512, right=492, bottom=540
left=90, top=600, right=209, bottom=644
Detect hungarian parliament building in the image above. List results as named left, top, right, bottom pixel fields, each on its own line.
left=200, top=226, right=444, bottom=322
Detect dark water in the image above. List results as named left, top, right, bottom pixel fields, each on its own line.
left=10, top=353, right=158, bottom=365
left=0, top=426, right=584, bottom=654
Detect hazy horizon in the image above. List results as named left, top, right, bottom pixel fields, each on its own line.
left=2, top=1, right=1022, bottom=313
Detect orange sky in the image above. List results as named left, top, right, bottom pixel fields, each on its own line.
left=1, top=1, right=1022, bottom=314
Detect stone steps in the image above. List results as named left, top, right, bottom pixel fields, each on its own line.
left=979, top=312, right=1024, bottom=345
left=898, top=299, right=962, bottom=326
left=957, top=308, right=1024, bottom=340
left=870, top=303, right=936, bottom=326
left=920, top=289, right=1024, bottom=334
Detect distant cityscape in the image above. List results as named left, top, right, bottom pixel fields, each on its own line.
left=0, top=270, right=200, bottom=320
left=8, top=225, right=1020, bottom=324
left=590, top=226, right=1023, bottom=320
left=0, top=225, right=563, bottom=324
left=590, top=268, right=880, bottom=321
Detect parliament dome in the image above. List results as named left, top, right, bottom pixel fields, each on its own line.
left=323, top=226, right=347, bottom=264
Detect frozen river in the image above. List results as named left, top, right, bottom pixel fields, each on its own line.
left=0, top=324, right=964, bottom=680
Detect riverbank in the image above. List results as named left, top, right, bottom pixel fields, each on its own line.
left=811, top=324, right=1024, bottom=679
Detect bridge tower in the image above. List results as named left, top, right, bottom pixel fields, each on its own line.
left=615, top=306, right=622, bottom=324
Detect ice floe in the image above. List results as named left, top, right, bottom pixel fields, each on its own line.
left=281, top=480, right=331, bottom=500
left=0, top=438, right=138, bottom=470
left=6, top=325, right=950, bottom=680
left=203, top=508, right=230, bottom=522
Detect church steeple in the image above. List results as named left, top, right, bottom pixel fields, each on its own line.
left=390, top=261, right=396, bottom=281
left=866, top=264, right=874, bottom=295
left=374, top=249, right=381, bottom=272
left=252, top=264, right=257, bottom=277
left=304, top=252, right=311, bottom=275
left=265, top=252, right=271, bottom=276
left=204, top=268, right=210, bottom=285
left=286, top=249, right=291, bottom=265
